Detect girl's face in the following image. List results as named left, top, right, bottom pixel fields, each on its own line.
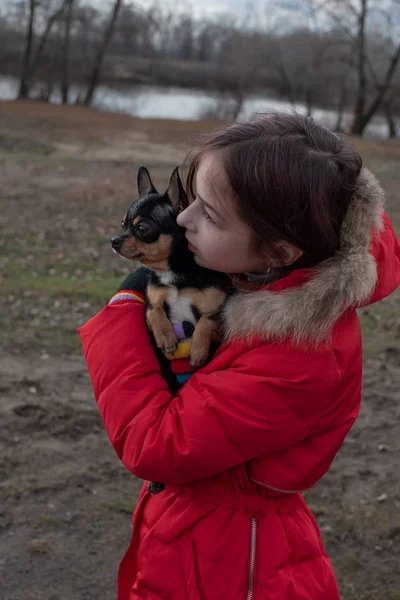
left=177, top=153, right=268, bottom=274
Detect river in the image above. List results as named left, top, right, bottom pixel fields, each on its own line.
left=0, top=74, right=393, bottom=138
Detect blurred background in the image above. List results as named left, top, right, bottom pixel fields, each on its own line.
left=1, top=0, right=400, bottom=135
left=0, top=2, right=399, bottom=600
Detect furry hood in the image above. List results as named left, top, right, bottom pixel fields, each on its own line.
left=223, top=167, right=386, bottom=345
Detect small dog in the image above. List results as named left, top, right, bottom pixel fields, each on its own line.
left=111, top=166, right=232, bottom=493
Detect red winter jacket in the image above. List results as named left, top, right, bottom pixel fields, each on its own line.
left=79, top=169, right=399, bottom=600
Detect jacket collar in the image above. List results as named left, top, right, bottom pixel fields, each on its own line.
left=223, top=168, right=385, bottom=346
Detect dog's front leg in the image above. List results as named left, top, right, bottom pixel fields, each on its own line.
left=146, top=286, right=178, bottom=356
left=189, top=315, right=219, bottom=368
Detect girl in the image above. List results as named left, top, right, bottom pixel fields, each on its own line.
left=79, top=113, right=400, bottom=599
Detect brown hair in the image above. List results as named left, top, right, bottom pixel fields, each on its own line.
left=185, top=112, right=362, bottom=289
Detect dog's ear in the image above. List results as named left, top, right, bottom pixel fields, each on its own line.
left=137, top=166, right=158, bottom=197
left=166, top=167, right=187, bottom=208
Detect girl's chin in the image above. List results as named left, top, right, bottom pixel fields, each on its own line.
left=194, top=254, right=225, bottom=272
left=193, top=254, right=204, bottom=265
left=193, top=254, right=209, bottom=268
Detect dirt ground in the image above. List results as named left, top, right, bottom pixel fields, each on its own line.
left=0, top=100, right=399, bottom=600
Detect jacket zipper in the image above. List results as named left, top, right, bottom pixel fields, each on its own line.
left=250, top=477, right=306, bottom=495
left=247, top=517, right=257, bottom=600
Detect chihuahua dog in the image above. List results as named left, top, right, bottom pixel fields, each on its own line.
left=111, top=166, right=232, bottom=493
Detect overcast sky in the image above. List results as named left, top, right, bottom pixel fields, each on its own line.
left=132, top=0, right=306, bottom=23
left=0, top=0, right=327, bottom=32
left=124, top=0, right=309, bottom=28
left=0, top=0, right=316, bottom=28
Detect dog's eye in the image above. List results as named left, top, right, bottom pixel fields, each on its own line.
left=121, top=218, right=126, bottom=230
left=136, top=222, right=150, bottom=235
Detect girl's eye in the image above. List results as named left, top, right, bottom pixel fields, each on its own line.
left=204, top=210, right=215, bottom=224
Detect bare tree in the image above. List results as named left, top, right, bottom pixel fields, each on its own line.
left=19, top=0, right=38, bottom=98
left=0, top=15, right=16, bottom=69
left=354, top=44, right=400, bottom=134
left=4, top=0, right=399, bottom=130
left=349, top=0, right=400, bottom=134
left=28, top=1, right=64, bottom=90
left=313, top=0, right=400, bottom=135
left=269, top=37, right=297, bottom=108
left=226, top=31, right=262, bottom=120
left=60, top=0, right=74, bottom=104
left=384, top=96, right=398, bottom=138
left=364, top=39, right=400, bottom=138
left=42, top=15, right=63, bottom=101
left=17, top=0, right=70, bottom=100
left=82, top=0, right=123, bottom=106
left=335, top=75, right=348, bottom=132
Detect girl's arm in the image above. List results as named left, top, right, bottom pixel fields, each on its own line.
left=79, top=301, right=339, bottom=485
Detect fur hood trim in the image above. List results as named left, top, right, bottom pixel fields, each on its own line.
left=222, top=167, right=385, bottom=345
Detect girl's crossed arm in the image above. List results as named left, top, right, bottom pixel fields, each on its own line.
left=79, top=300, right=339, bottom=485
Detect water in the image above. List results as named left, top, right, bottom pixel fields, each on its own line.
left=0, top=74, right=393, bottom=138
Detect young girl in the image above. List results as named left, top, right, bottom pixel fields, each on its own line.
left=79, top=113, right=400, bottom=600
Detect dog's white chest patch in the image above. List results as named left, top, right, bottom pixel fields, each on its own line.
left=156, top=271, right=176, bottom=285
left=165, top=288, right=196, bottom=325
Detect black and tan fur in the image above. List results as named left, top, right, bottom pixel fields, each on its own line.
left=111, top=166, right=232, bottom=375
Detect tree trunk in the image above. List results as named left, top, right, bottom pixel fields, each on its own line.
left=60, top=0, right=74, bottom=104
left=335, top=77, right=347, bottom=132
left=350, top=0, right=368, bottom=135
left=29, top=5, right=64, bottom=83
left=83, top=0, right=123, bottom=107
left=274, top=62, right=296, bottom=108
left=231, top=88, right=244, bottom=121
left=305, top=87, right=313, bottom=118
left=356, top=43, right=400, bottom=135
left=384, top=103, right=397, bottom=139
left=18, top=0, right=37, bottom=99
left=45, top=24, right=62, bottom=103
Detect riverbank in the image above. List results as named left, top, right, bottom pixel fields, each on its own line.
left=0, top=75, right=395, bottom=138
left=1, top=100, right=399, bottom=600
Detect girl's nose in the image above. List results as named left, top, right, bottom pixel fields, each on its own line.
left=177, top=206, right=196, bottom=231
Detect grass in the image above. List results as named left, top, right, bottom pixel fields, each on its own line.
left=100, top=499, right=136, bottom=515
left=0, top=133, right=55, bottom=156
left=2, top=273, right=121, bottom=300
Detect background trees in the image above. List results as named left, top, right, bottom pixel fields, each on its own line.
left=1, top=0, right=400, bottom=136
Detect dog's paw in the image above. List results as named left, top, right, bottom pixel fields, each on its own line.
left=163, top=342, right=178, bottom=356
left=151, top=323, right=178, bottom=356
left=160, top=332, right=178, bottom=356
left=189, top=347, right=208, bottom=369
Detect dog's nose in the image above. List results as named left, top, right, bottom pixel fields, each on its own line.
left=111, top=237, right=122, bottom=250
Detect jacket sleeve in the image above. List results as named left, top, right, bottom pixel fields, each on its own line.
left=367, top=211, right=400, bottom=304
left=78, top=301, right=336, bottom=484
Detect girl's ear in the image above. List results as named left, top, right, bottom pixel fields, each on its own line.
left=137, top=166, right=158, bottom=197
left=269, top=242, right=304, bottom=267
left=166, top=167, right=187, bottom=208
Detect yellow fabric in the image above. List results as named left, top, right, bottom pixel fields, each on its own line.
left=165, top=340, right=191, bottom=360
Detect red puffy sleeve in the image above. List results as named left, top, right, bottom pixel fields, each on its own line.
left=78, top=301, right=339, bottom=484
left=367, top=211, right=400, bottom=304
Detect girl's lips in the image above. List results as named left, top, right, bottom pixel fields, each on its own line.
left=187, top=241, right=198, bottom=253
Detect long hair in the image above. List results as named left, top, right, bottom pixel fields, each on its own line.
left=184, top=112, right=362, bottom=289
